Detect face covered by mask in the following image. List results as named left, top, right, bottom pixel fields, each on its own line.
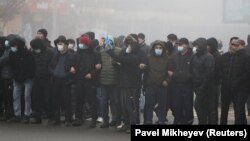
left=11, top=47, right=18, bottom=52
left=34, top=49, right=41, bottom=54
left=5, top=40, right=9, bottom=48
left=177, top=46, right=184, bottom=52
left=78, top=43, right=87, bottom=50
left=68, top=44, right=74, bottom=50
left=126, top=46, right=132, bottom=54
left=57, top=44, right=64, bottom=52
left=155, top=48, right=163, bottom=56
left=193, top=47, right=197, bottom=54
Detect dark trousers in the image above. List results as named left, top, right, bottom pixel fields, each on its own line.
left=220, top=85, right=236, bottom=125
left=73, top=80, right=97, bottom=120
left=0, top=78, right=13, bottom=119
left=144, top=86, right=167, bottom=124
left=234, top=91, right=249, bottom=125
left=100, top=85, right=121, bottom=124
left=52, top=78, right=72, bottom=122
left=120, top=88, right=138, bottom=125
left=171, top=84, right=193, bottom=124
left=31, top=77, right=52, bottom=119
left=194, top=85, right=218, bottom=125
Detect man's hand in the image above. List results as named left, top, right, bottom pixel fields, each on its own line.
left=70, top=67, right=76, bottom=74
left=139, top=63, right=147, bottom=70
left=168, top=71, right=174, bottom=77
left=84, top=73, right=92, bottom=80
left=162, top=81, right=168, bottom=87
left=95, top=64, right=102, bottom=70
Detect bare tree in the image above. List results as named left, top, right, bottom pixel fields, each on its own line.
left=0, top=0, right=27, bottom=30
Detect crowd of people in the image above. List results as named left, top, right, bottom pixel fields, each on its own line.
left=0, top=29, right=250, bottom=134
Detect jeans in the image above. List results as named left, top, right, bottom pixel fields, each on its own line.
left=144, top=86, right=167, bottom=124
left=13, top=79, right=33, bottom=117
left=100, top=85, right=120, bottom=124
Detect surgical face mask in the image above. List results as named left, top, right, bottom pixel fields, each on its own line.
left=57, top=44, right=64, bottom=51
left=193, top=47, right=197, bottom=54
left=125, top=46, right=131, bottom=53
left=5, top=40, right=9, bottom=47
left=155, top=49, right=163, bottom=56
left=68, top=44, right=74, bottom=49
left=79, top=43, right=86, bottom=50
left=11, top=47, right=17, bottom=52
left=177, top=46, right=184, bottom=52
left=34, top=49, right=41, bottom=54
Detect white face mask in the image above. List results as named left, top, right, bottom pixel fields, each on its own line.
left=177, top=46, right=184, bottom=52
left=57, top=45, right=64, bottom=51
left=68, top=44, right=74, bottom=49
left=79, top=43, right=86, bottom=50
left=193, top=47, right=197, bottom=54
left=5, top=40, right=9, bottom=47
left=11, top=47, right=17, bottom=52
left=155, top=49, right=163, bottom=56
left=126, top=46, right=132, bottom=53
left=34, top=49, right=41, bottom=54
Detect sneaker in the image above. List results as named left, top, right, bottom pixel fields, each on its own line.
left=96, top=117, right=103, bottom=123
left=100, top=122, right=109, bottom=128
left=8, top=116, right=22, bottom=123
left=65, top=121, right=72, bottom=127
left=30, top=117, right=42, bottom=124
left=89, top=120, right=96, bottom=128
left=125, top=129, right=131, bottom=134
left=22, top=116, right=30, bottom=124
left=72, top=119, right=83, bottom=127
left=109, top=121, right=116, bottom=127
left=116, top=123, right=124, bottom=129
left=117, top=125, right=129, bottom=132
left=48, top=120, right=60, bottom=125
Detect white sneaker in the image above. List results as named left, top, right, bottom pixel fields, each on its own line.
left=116, top=122, right=124, bottom=129
left=96, top=117, right=103, bottom=123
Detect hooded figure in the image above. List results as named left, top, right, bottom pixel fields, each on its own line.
left=192, top=37, right=215, bottom=125
left=207, top=37, right=221, bottom=84
left=105, top=35, right=141, bottom=132
left=143, top=40, right=169, bottom=124
left=29, top=37, right=55, bottom=124
left=8, top=36, right=35, bottom=122
left=193, top=38, right=208, bottom=55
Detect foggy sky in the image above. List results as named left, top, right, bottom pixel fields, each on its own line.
left=11, top=0, right=250, bottom=51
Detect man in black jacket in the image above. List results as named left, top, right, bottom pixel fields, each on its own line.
left=207, top=37, right=221, bottom=125
left=168, top=38, right=194, bottom=125
left=106, top=35, right=141, bottom=133
left=0, top=35, right=14, bottom=121
left=192, top=38, right=215, bottom=125
left=71, top=35, right=101, bottom=128
left=220, top=38, right=250, bottom=125
left=49, top=36, right=75, bottom=126
left=9, top=36, right=36, bottom=123
left=30, top=38, right=55, bottom=124
left=219, top=37, right=238, bottom=125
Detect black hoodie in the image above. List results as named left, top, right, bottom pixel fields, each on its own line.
left=106, top=35, right=141, bottom=88
left=207, top=37, right=221, bottom=84
left=30, top=38, right=54, bottom=79
left=9, top=37, right=35, bottom=82
left=192, top=38, right=215, bottom=89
